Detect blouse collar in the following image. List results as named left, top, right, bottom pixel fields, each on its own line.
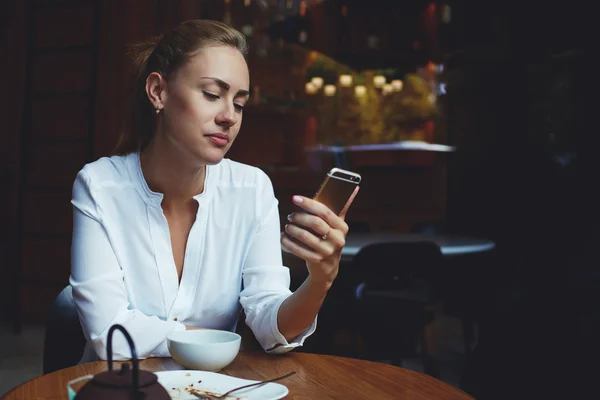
left=129, top=151, right=213, bottom=208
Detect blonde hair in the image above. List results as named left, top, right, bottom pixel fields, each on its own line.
left=114, top=20, right=248, bottom=155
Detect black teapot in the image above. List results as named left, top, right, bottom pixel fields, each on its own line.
left=73, top=324, right=170, bottom=400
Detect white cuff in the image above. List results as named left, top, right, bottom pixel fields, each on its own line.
left=267, top=295, right=318, bottom=354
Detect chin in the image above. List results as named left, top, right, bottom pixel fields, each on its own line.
left=193, top=147, right=229, bottom=166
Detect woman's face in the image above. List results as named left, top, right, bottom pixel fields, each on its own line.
left=156, top=45, right=250, bottom=165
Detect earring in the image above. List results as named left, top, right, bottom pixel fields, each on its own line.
left=155, top=108, right=161, bottom=114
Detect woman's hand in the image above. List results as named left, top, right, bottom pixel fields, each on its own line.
left=281, top=186, right=359, bottom=288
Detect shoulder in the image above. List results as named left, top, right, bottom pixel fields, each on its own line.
left=75, top=153, right=135, bottom=189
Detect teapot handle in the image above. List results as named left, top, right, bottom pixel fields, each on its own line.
left=106, top=324, right=140, bottom=398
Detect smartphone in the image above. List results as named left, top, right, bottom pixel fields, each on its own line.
left=313, top=168, right=361, bottom=215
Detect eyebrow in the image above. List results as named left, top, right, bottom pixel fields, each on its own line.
left=200, top=77, right=250, bottom=98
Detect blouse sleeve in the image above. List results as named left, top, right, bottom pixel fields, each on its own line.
left=69, top=169, right=186, bottom=360
left=239, top=171, right=317, bottom=353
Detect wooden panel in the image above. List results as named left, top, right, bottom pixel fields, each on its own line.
left=33, top=3, right=94, bottom=48
left=32, top=50, right=93, bottom=93
left=0, top=184, right=19, bottom=319
left=23, top=189, right=73, bottom=234
left=21, top=236, right=71, bottom=282
left=93, top=0, right=162, bottom=158
left=26, top=142, right=87, bottom=187
left=20, top=283, right=64, bottom=324
left=1, top=0, right=29, bottom=319
left=31, top=94, right=90, bottom=140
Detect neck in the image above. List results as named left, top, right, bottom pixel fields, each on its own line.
left=140, top=136, right=206, bottom=210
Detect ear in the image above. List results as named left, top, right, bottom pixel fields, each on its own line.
left=145, top=72, right=166, bottom=111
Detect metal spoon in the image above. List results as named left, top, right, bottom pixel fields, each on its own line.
left=190, top=371, right=296, bottom=399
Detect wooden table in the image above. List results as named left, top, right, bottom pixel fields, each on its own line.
left=2, top=351, right=473, bottom=399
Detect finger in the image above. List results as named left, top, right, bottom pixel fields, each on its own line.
left=281, top=231, right=292, bottom=254
left=284, top=223, right=336, bottom=255
left=292, top=195, right=345, bottom=231
left=287, top=212, right=330, bottom=238
left=281, top=232, right=323, bottom=263
left=339, top=186, right=360, bottom=220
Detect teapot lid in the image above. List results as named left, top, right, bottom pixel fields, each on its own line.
left=92, top=363, right=158, bottom=389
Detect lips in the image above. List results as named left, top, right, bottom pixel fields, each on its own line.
left=205, top=133, right=230, bottom=146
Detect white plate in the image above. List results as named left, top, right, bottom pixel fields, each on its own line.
left=156, top=370, right=289, bottom=400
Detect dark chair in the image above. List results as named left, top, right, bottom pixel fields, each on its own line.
left=43, top=286, right=87, bottom=374
left=411, top=219, right=481, bottom=357
left=350, top=241, right=444, bottom=376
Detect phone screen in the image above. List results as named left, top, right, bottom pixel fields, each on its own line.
left=313, top=168, right=361, bottom=215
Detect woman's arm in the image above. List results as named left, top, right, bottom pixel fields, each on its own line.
left=276, top=275, right=330, bottom=341
left=278, top=190, right=359, bottom=340
left=70, top=170, right=186, bottom=360
left=239, top=172, right=319, bottom=353
left=240, top=171, right=357, bottom=350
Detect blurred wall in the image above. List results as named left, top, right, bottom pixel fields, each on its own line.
left=0, top=0, right=28, bottom=326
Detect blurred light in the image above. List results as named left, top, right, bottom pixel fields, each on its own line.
left=305, top=82, right=318, bottom=94
left=241, top=25, right=254, bottom=37
left=354, top=85, right=367, bottom=97
left=367, top=35, right=379, bottom=49
left=286, top=0, right=293, bottom=9
left=339, top=74, right=353, bottom=87
left=299, top=0, right=307, bottom=16
left=324, top=84, right=337, bottom=96
left=224, top=0, right=231, bottom=3
left=382, top=84, right=393, bottom=95
left=428, top=93, right=436, bottom=103
left=299, top=30, right=308, bottom=43
left=340, top=75, right=352, bottom=87
left=438, top=83, right=446, bottom=95
left=311, top=76, right=324, bottom=89
left=391, top=80, right=403, bottom=91
left=244, top=0, right=251, bottom=6
left=442, top=4, right=451, bottom=23
left=373, top=75, right=386, bottom=88
left=341, top=5, right=348, bottom=17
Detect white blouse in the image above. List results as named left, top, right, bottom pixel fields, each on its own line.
left=70, top=152, right=316, bottom=361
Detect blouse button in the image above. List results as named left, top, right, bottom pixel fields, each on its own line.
left=173, top=317, right=178, bottom=321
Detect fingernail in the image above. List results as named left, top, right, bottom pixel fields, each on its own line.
left=293, top=195, right=303, bottom=203
left=287, top=213, right=292, bottom=222
left=284, top=224, right=289, bottom=230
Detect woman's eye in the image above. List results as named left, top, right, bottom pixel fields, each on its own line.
left=234, top=103, right=244, bottom=112
left=203, top=92, right=219, bottom=100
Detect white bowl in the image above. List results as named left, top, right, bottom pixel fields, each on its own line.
left=167, top=330, right=241, bottom=372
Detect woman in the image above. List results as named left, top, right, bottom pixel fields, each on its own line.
left=70, top=19, right=358, bottom=361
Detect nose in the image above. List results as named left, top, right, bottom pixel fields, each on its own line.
left=215, top=103, right=238, bottom=128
